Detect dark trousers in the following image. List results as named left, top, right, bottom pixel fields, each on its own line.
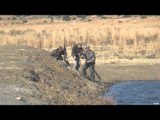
left=74, top=56, right=80, bottom=70
left=82, top=62, right=95, bottom=81
left=53, top=55, right=63, bottom=61
left=56, top=57, right=63, bottom=61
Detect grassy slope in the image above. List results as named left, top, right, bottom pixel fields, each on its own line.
left=0, top=45, right=113, bottom=105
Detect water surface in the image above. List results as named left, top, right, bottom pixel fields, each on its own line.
left=105, top=80, right=160, bottom=105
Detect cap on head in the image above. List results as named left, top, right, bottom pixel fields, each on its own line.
left=79, top=43, right=82, bottom=46
left=77, top=43, right=82, bottom=48
left=85, top=45, right=90, bottom=49
left=72, top=42, right=76, bottom=46
left=58, top=46, right=62, bottom=50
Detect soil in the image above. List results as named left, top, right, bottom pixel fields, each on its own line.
left=0, top=45, right=110, bottom=105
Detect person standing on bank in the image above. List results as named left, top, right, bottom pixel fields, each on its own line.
left=82, top=45, right=96, bottom=81
left=71, top=43, right=83, bottom=71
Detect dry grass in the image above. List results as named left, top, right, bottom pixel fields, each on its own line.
left=0, top=15, right=160, bottom=59
left=91, top=97, right=115, bottom=105
left=37, top=69, right=115, bottom=105
left=0, top=44, right=113, bottom=105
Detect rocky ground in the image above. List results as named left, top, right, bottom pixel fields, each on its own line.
left=0, top=45, right=112, bottom=105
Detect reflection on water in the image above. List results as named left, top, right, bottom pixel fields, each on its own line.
left=104, top=80, right=160, bottom=105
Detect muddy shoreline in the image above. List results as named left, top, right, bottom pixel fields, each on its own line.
left=95, top=63, right=160, bottom=96
left=95, top=63, right=160, bottom=94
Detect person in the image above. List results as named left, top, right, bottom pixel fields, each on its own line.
left=82, top=45, right=96, bottom=81
left=71, top=43, right=83, bottom=71
left=51, top=46, right=66, bottom=61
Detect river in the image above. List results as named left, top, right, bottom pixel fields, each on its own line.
left=104, top=80, right=160, bottom=105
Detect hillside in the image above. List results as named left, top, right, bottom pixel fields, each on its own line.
left=0, top=45, right=112, bottom=105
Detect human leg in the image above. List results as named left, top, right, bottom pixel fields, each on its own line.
left=82, top=62, right=89, bottom=79
left=89, top=64, right=95, bottom=81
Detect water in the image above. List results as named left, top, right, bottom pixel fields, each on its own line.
left=104, top=80, right=160, bottom=105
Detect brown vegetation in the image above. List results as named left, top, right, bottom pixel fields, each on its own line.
left=0, top=45, right=114, bottom=105
left=0, top=15, right=160, bottom=59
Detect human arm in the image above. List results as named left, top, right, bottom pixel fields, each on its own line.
left=87, top=51, right=96, bottom=63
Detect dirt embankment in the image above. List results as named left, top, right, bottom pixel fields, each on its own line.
left=1, top=45, right=160, bottom=105
left=0, top=45, right=113, bottom=105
